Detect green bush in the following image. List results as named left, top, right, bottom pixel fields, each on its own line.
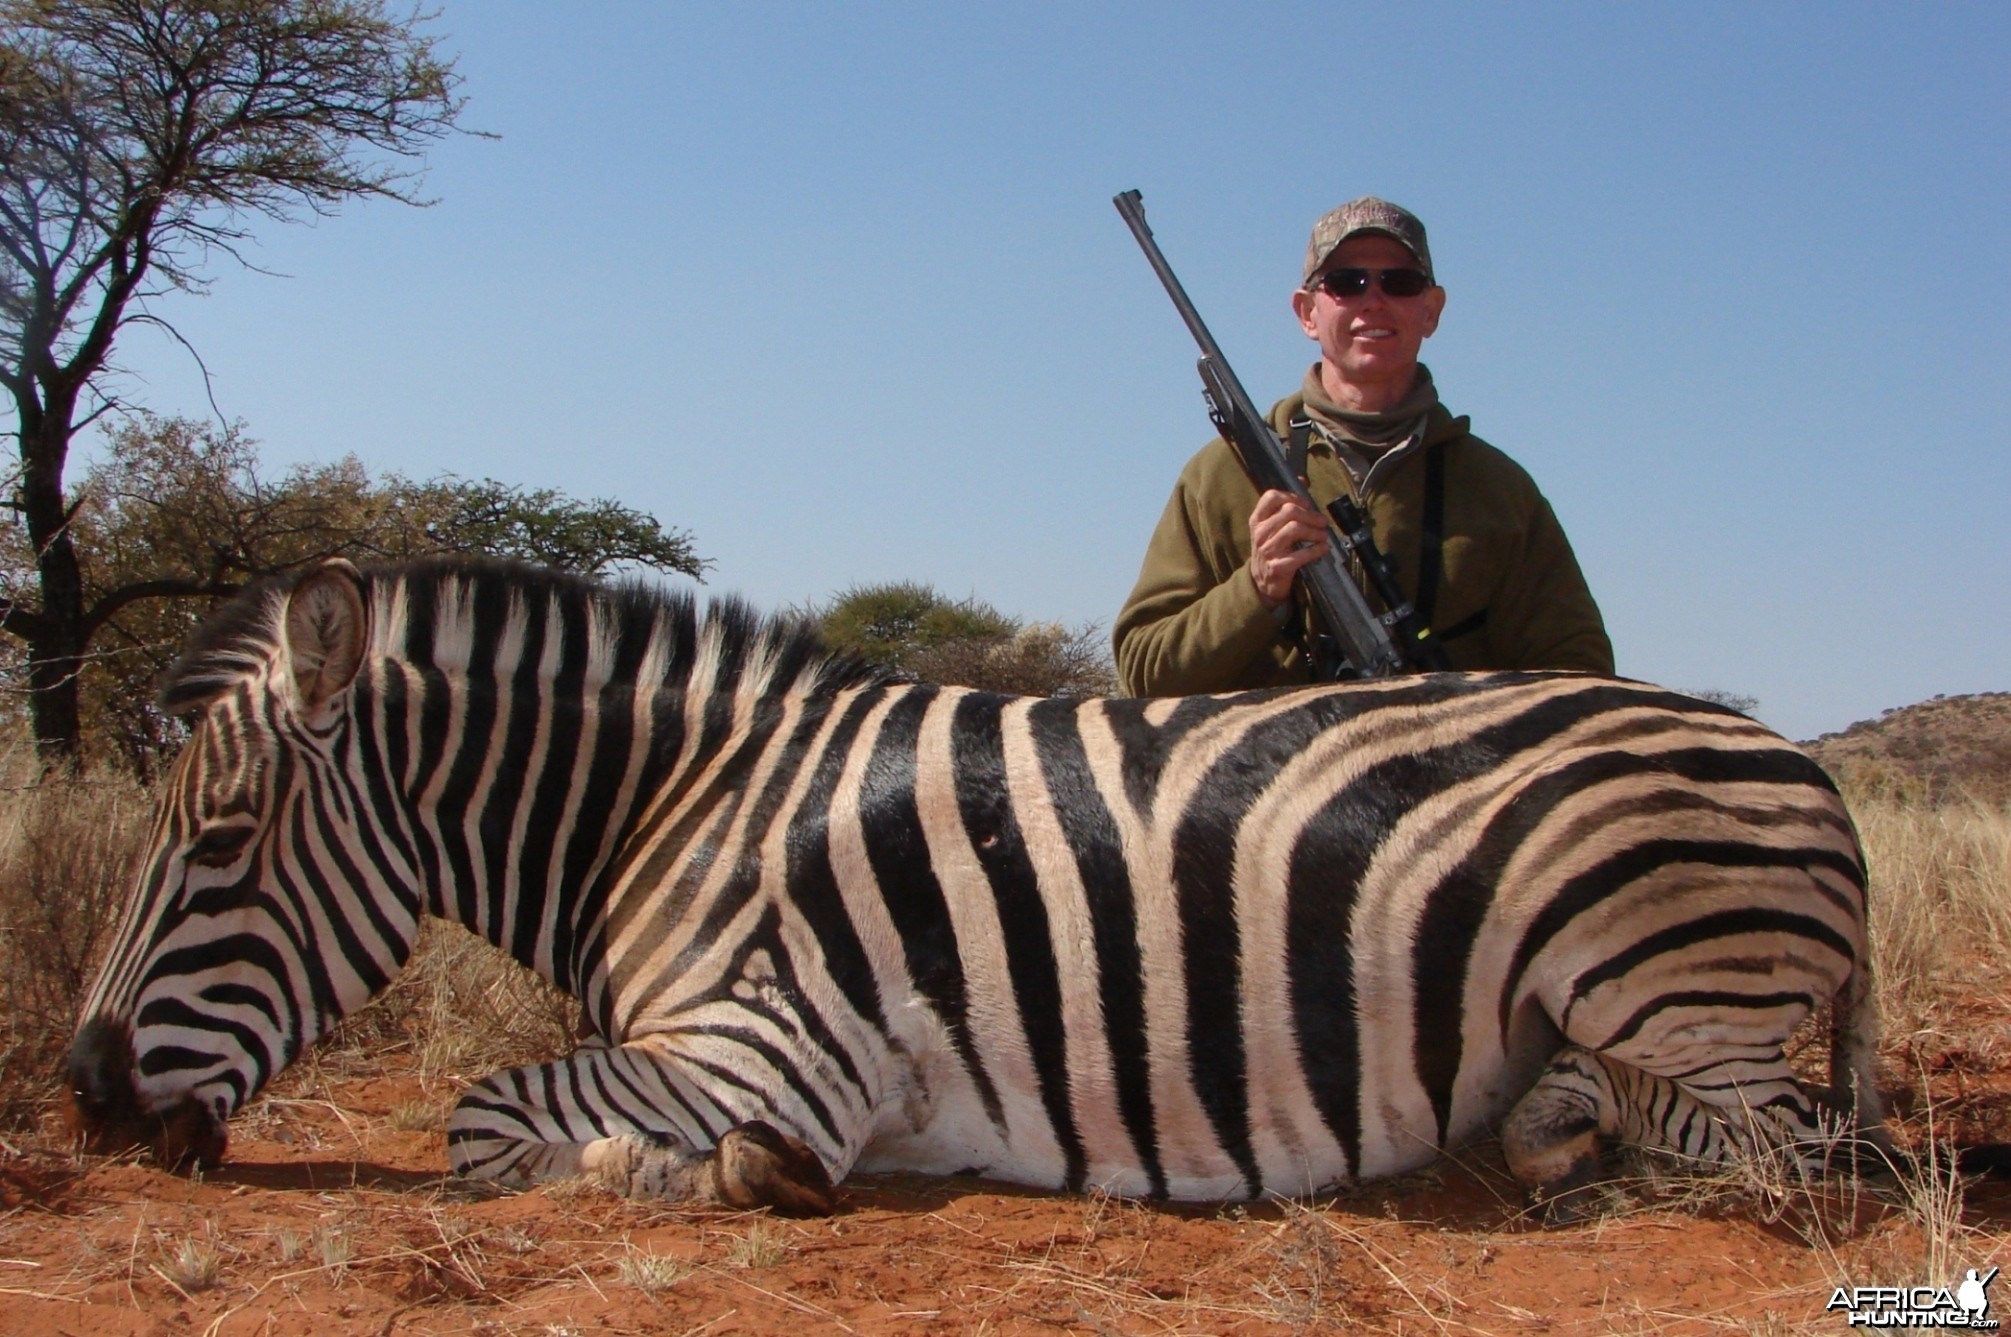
left=814, top=582, right=1114, bottom=698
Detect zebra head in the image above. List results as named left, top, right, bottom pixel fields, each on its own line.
left=68, top=560, right=422, bottom=1168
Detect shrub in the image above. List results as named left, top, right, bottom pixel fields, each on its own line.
left=906, top=621, right=1116, bottom=698
left=814, top=581, right=1115, bottom=698
left=0, top=746, right=151, bottom=1130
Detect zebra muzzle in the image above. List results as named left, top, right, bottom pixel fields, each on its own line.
left=64, top=1017, right=229, bottom=1172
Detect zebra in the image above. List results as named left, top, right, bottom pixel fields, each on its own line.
left=68, top=556, right=1888, bottom=1215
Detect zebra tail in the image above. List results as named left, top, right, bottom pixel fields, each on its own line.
left=1829, top=956, right=1894, bottom=1156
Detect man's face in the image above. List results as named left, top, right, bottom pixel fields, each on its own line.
left=1291, top=234, right=1445, bottom=399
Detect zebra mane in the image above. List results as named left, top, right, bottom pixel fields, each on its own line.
left=159, top=556, right=896, bottom=715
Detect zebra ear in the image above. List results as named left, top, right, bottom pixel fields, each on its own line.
left=283, top=560, right=367, bottom=718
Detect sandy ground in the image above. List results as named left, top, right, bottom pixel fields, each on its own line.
left=5, top=1085, right=2008, bottom=1334
left=4, top=1019, right=2008, bottom=1336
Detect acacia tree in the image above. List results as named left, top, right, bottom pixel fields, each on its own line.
left=0, top=414, right=709, bottom=776
left=0, top=0, right=465, bottom=761
left=815, top=581, right=1017, bottom=669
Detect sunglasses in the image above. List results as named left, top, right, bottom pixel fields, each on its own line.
left=1313, top=267, right=1433, bottom=300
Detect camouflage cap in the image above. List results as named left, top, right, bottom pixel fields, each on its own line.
left=1302, top=197, right=1433, bottom=286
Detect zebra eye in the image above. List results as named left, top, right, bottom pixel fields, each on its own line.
left=186, top=824, right=255, bottom=869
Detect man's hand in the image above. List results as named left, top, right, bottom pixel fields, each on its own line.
left=1248, top=489, right=1331, bottom=609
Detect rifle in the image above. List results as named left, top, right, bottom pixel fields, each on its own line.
left=1113, top=189, right=1450, bottom=678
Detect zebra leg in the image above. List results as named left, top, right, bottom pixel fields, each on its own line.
left=1505, top=1044, right=1842, bottom=1219
left=446, top=1043, right=838, bottom=1214
left=1501, top=1047, right=1626, bottom=1217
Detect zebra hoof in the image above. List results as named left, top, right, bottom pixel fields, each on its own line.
left=1804, top=1130, right=1904, bottom=1180
left=1957, top=1144, right=2011, bottom=1177
left=713, top=1121, right=836, bottom=1216
left=1503, top=1122, right=1607, bottom=1226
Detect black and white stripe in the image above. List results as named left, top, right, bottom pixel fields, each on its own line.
left=71, top=557, right=1882, bottom=1204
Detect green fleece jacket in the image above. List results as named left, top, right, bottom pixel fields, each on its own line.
left=1114, top=370, right=1613, bottom=695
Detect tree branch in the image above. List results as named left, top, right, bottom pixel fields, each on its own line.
left=79, top=575, right=241, bottom=641
left=0, top=593, right=47, bottom=640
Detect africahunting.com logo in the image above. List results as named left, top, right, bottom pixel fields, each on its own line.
left=1828, top=1268, right=1999, bottom=1327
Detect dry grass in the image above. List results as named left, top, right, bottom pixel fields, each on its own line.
left=312, top=1223, right=354, bottom=1280
left=154, top=1229, right=225, bottom=1294
left=0, top=747, right=152, bottom=1131
left=388, top=1097, right=449, bottom=1132
left=612, top=1238, right=693, bottom=1292
left=1847, top=785, right=2011, bottom=1045
left=310, top=915, right=580, bottom=1082
left=720, top=1220, right=791, bottom=1270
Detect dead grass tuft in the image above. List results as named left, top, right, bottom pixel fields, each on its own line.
left=308, top=916, right=580, bottom=1083
left=388, top=1098, right=449, bottom=1132
left=0, top=749, right=151, bottom=1131
left=612, top=1238, right=692, bottom=1292
left=721, top=1220, right=791, bottom=1269
left=313, top=1223, right=354, bottom=1280
left=1250, top=1199, right=1347, bottom=1328
left=153, top=1229, right=224, bottom=1294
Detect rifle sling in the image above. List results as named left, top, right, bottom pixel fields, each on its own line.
left=1285, top=416, right=1311, bottom=484
left=1438, top=607, right=1488, bottom=642
left=1415, top=441, right=1486, bottom=643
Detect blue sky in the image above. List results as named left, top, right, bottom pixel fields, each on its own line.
left=97, top=2, right=2007, bottom=741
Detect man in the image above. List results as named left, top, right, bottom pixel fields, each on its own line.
left=1113, top=197, right=1613, bottom=695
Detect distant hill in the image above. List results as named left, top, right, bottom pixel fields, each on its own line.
left=1802, top=691, right=2011, bottom=803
